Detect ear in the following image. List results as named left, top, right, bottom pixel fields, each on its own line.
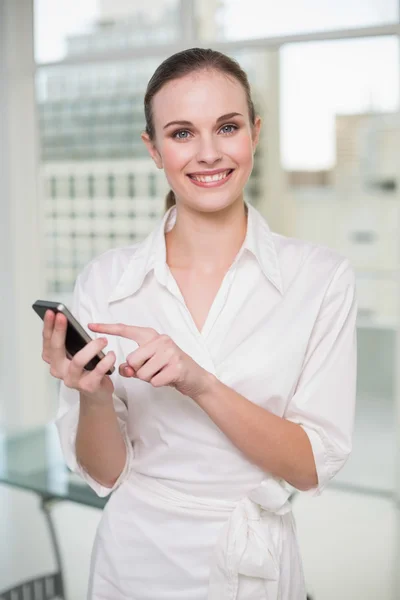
left=141, top=132, right=163, bottom=169
left=252, top=116, right=262, bottom=153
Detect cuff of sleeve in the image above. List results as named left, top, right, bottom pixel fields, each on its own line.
left=289, top=421, right=349, bottom=496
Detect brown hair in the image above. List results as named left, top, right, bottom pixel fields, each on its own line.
left=143, top=48, right=257, bottom=211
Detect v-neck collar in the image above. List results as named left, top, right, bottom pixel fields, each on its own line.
left=107, top=201, right=283, bottom=304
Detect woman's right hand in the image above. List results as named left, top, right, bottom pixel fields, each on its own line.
left=42, top=309, right=116, bottom=404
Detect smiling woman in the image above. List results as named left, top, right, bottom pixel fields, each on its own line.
left=48, top=47, right=358, bottom=600
left=142, top=48, right=259, bottom=212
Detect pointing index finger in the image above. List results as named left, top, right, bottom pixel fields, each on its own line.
left=88, top=323, right=157, bottom=345
left=88, top=323, right=127, bottom=336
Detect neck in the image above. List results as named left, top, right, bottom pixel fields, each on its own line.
left=165, top=199, right=248, bottom=274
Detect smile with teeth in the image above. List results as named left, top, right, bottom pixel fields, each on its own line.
left=188, top=169, right=233, bottom=183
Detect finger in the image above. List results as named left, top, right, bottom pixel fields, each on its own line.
left=126, top=345, right=154, bottom=372
left=126, top=335, right=173, bottom=372
left=135, top=353, right=169, bottom=383
left=76, top=351, right=117, bottom=393
left=42, top=309, right=55, bottom=341
left=49, top=312, right=68, bottom=366
left=150, top=364, right=176, bottom=388
left=119, top=362, right=135, bottom=378
left=67, top=337, right=110, bottom=383
left=88, top=322, right=158, bottom=346
left=42, top=310, right=56, bottom=363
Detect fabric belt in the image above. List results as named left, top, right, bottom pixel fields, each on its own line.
left=128, top=472, right=292, bottom=600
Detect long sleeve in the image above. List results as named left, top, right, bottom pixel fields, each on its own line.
left=55, top=270, right=134, bottom=497
left=285, top=258, right=358, bottom=495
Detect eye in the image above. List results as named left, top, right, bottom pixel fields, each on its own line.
left=173, top=130, right=191, bottom=140
left=219, top=124, right=238, bottom=135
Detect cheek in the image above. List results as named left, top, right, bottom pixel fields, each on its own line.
left=160, top=140, right=193, bottom=174
left=226, top=136, right=254, bottom=170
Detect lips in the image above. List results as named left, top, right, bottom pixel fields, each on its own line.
left=187, top=169, right=234, bottom=185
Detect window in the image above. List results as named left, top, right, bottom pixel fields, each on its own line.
left=281, top=36, right=399, bottom=329
left=197, top=0, right=399, bottom=41
left=34, top=0, right=180, bottom=63
left=281, top=36, right=399, bottom=171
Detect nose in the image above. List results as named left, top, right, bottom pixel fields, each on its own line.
left=196, top=134, right=222, bottom=165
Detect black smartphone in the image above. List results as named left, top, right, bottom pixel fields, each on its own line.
left=32, top=300, right=115, bottom=375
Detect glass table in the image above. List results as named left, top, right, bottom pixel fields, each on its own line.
left=0, top=425, right=106, bottom=600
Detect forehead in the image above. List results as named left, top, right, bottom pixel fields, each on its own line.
left=151, top=70, right=248, bottom=126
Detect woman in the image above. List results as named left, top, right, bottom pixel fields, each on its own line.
left=42, top=48, right=358, bottom=599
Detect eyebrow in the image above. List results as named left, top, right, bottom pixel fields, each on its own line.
left=163, top=112, right=244, bottom=130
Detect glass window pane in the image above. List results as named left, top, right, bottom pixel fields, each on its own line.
left=281, top=36, right=400, bottom=326
left=197, top=0, right=398, bottom=41
left=280, top=35, right=399, bottom=597
left=37, top=55, right=170, bottom=298
left=281, top=36, right=399, bottom=171
left=282, top=35, right=399, bottom=465
left=34, top=0, right=180, bottom=63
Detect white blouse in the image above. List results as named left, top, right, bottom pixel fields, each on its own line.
left=56, top=202, right=358, bottom=600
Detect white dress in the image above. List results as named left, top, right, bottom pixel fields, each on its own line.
left=56, top=202, right=358, bottom=600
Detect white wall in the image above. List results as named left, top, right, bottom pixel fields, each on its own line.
left=0, top=0, right=49, bottom=430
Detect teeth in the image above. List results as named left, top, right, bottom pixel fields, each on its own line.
left=191, top=170, right=231, bottom=183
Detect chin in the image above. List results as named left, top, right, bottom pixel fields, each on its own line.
left=191, top=197, right=242, bottom=214
left=181, top=188, right=245, bottom=213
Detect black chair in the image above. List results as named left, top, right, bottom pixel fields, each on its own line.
left=0, top=573, right=63, bottom=600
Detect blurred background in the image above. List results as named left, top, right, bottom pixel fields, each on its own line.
left=1, top=0, right=400, bottom=598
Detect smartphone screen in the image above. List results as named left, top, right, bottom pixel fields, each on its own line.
left=32, top=300, right=115, bottom=375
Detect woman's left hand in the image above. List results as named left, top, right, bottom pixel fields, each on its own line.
left=88, top=322, right=214, bottom=400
